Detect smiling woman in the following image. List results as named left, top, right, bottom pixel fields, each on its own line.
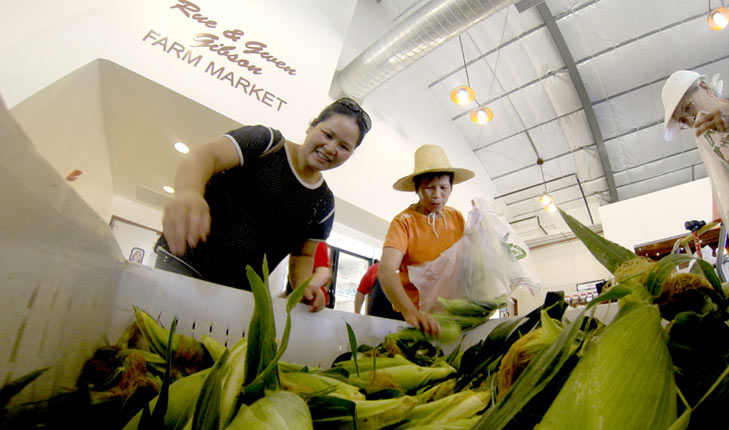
left=153, top=97, right=371, bottom=313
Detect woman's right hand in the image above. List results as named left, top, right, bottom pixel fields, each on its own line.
left=402, top=308, right=441, bottom=337
left=162, top=190, right=211, bottom=256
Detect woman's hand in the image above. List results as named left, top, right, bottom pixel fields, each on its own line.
left=402, top=308, right=441, bottom=337
left=162, top=190, right=211, bottom=255
left=695, top=106, right=729, bottom=137
left=301, top=284, right=326, bottom=312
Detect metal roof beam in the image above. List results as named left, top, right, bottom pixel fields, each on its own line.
left=536, top=2, right=618, bottom=202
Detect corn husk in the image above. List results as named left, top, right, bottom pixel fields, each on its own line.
left=397, top=389, right=490, bottom=429
left=354, top=396, right=420, bottom=430
left=122, top=368, right=210, bottom=430
left=225, top=390, right=312, bottom=430
left=348, top=363, right=455, bottom=394
left=535, top=300, right=677, bottom=430
left=280, top=371, right=365, bottom=401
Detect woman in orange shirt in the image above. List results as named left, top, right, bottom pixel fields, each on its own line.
left=379, top=144, right=474, bottom=336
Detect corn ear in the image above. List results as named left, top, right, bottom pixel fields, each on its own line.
left=437, top=297, right=503, bottom=317
left=415, top=378, right=456, bottom=403
left=354, top=395, right=419, bottom=430
left=280, top=371, right=365, bottom=401
left=225, top=390, right=312, bottom=430
left=333, top=354, right=413, bottom=373
left=398, top=389, right=490, bottom=429
left=122, top=368, right=210, bottom=430
left=133, top=307, right=205, bottom=367
left=348, top=363, right=455, bottom=394
left=535, top=300, right=677, bottom=430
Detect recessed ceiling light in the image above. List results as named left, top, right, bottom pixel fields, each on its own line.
left=162, top=185, right=175, bottom=194
left=174, top=142, right=190, bottom=154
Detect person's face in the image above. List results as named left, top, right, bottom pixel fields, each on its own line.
left=672, top=83, right=711, bottom=130
left=673, top=91, right=700, bottom=130
left=417, top=175, right=452, bottom=214
left=303, top=114, right=359, bottom=171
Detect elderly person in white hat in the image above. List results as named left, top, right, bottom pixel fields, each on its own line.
left=662, top=70, right=729, bottom=224
left=378, top=144, right=474, bottom=335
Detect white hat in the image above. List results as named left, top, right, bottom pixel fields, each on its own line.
left=393, top=144, right=475, bottom=192
left=661, top=70, right=703, bottom=141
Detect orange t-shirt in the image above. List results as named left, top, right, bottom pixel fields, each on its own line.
left=383, top=204, right=465, bottom=310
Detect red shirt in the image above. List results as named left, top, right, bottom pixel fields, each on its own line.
left=314, top=241, right=329, bottom=269
left=357, top=263, right=379, bottom=295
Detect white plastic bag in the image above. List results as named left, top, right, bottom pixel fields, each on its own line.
left=407, top=198, right=541, bottom=312
left=407, top=239, right=465, bottom=312
left=459, top=198, right=541, bottom=302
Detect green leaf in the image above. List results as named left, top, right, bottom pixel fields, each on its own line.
left=0, top=367, right=50, bottom=409
left=345, top=321, right=359, bottom=377
left=243, top=260, right=278, bottom=401
left=191, top=349, right=230, bottom=430
left=559, top=208, right=636, bottom=273
left=242, top=272, right=310, bottom=400
left=695, top=259, right=726, bottom=300
left=150, top=316, right=178, bottom=425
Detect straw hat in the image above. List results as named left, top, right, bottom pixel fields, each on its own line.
left=393, top=144, right=475, bottom=192
left=661, top=70, right=703, bottom=141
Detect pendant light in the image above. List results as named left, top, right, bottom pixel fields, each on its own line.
left=470, top=107, right=493, bottom=124
left=450, top=35, right=475, bottom=105
left=708, top=0, right=729, bottom=30
left=537, top=158, right=555, bottom=211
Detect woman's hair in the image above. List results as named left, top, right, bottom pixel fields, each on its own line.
left=413, top=172, right=454, bottom=190
left=311, top=98, right=371, bottom=146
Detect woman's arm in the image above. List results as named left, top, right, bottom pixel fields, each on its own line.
left=379, top=247, right=440, bottom=336
left=354, top=291, right=366, bottom=314
left=289, top=240, right=327, bottom=312
left=162, top=137, right=241, bottom=255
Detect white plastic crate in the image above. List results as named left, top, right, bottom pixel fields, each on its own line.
left=0, top=94, right=618, bottom=410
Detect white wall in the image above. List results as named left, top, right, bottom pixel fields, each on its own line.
left=110, top=196, right=164, bottom=232
left=514, top=238, right=612, bottom=315
left=0, top=0, right=358, bottom=138
left=599, top=178, right=713, bottom=251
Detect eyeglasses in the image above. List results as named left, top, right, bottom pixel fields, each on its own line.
left=335, top=97, right=371, bottom=132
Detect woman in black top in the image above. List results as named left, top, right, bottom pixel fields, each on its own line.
left=155, top=98, right=371, bottom=312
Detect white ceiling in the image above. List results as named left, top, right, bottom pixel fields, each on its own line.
left=336, top=0, right=728, bottom=242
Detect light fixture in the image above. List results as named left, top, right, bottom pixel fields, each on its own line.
left=450, top=35, right=475, bottom=105
left=537, top=158, right=557, bottom=211
left=708, top=1, right=729, bottom=30
left=470, top=107, right=493, bottom=124
left=539, top=192, right=553, bottom=206
left=162, top=185, right=175, bottom=194
left=451, top=86, right=475, bottom=105
left=174, top=142, right=190, bottom=153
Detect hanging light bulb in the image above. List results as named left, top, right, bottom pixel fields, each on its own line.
left=546, top=202, right=557, bottom=213
left=708, top=6, right=729, bottom=30
left=451, top=85, right=475, bottom=105
left=539, top=192, right=553, bottom=206
left=470, top=107, right=493, bottom=124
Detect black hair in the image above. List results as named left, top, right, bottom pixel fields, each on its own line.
left=310, top=98, right=371, bottom=147
left=413, top=172, right=454, bottom=190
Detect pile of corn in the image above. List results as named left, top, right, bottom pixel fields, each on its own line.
left=3, top=211, right=729, bottom=429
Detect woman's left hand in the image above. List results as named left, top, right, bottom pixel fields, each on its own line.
left=302, top=284, right=326, bottom=312
left=695, top=106, right=729, bottom=136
